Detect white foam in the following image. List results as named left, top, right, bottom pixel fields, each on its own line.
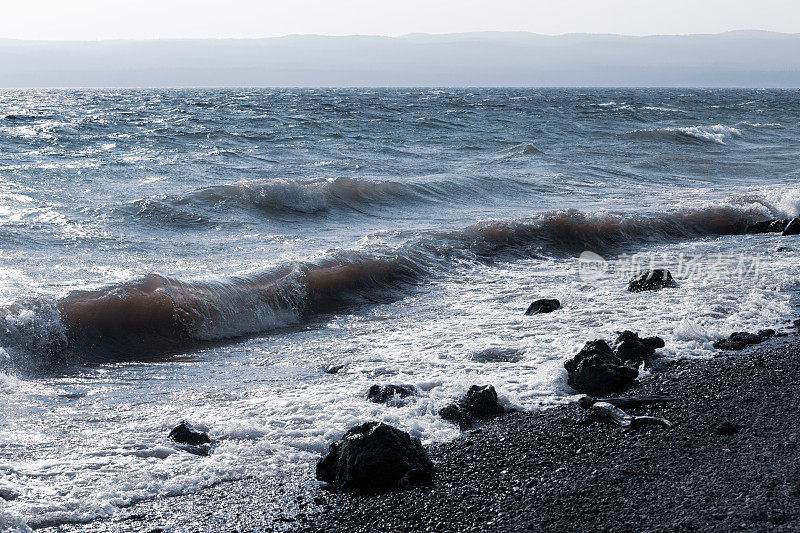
left=765, top=189, right=800, bottom=218
left=0, top=368, right=23, bottom=393
left=673, top=319, right=712, bottom=342
left=641, top=106, right=682, bottom=112
left=0, top=298, right=66, bottom=367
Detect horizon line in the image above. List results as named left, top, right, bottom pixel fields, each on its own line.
left=1, top=28, right=798, bottom=43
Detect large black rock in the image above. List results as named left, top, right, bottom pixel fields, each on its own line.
left=461, top=384, right=505, bottom=418
left=783, top=218, right=800, bottom=236
left=746, top=219, right=790, bottom=234
left=612, top=330, right=665, bottom=366
left=366, top=384, right=417, bottom=405
left=627, top=269, right=676, bottom=292
left=316, top=422, right=434, bottom=493
left=564, top=340, right=639, bottom=396
left=713, top=331, right=772, bottom=351
left=169, top=421, right=211, bottom=446
left=525, top=298, right=561, bottom=315
left=439, top=384, right=505, bottom=429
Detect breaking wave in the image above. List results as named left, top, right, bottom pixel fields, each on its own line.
left=0, top=202, right=774, bottom=367
left=626, top=124, right=742, bottom=145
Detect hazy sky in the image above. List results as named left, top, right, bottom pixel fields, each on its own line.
left=2, top=0, right=798, bottom=40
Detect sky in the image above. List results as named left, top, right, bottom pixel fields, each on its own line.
left=1, top=0, right=798, bottom=40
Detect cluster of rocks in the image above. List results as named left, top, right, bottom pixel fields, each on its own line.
left=564, top=331, right=665, bottom=396
left=746, top=217, right=800, bottom=236
left=311, top=383, right=507, bottom=493
left=524, top=269, right=677, bottom=319
left=305, top=263, right=790, bottom=495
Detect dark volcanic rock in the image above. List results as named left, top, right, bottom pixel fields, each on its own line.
left=438, top=404, right=475, bottom=429
left=169, top=422, right=211, bottom=447
left=316, top=421, right=434, bottom=493
left=366, top=384, right=417, bottom=404
left=525, top=298, right=561, bottom=315
left=612, top=330, right=665, bottom=365
left=627, top=269, right=676, bottom=292
left=783, top=218, right=800, bottom=236
left=461, top=385, right=505, bottom=418
left=324, top=364, right=344, bottom=374
left=564, top=340, right=638, bottom=396
left=169, top=422, right=212, bottom=455
left=713, top=331, right=772, bottom=351
left=746, top=219, right=790, bottom=234
left=439, top=385, right=505, bottom=429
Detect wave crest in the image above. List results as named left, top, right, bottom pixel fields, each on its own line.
left=126, top=177, right=474, bottom=225
left=627, top=124, right=742, bottom=145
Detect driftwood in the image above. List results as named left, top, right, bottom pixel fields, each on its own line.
left=588, top=401, right=673, bottom=429
left=578, top=395, right=677, bottom=410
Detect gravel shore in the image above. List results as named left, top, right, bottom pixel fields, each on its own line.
left=304, top=336, right=800, bottom=533
left=57, top=335, right=800, bottom=532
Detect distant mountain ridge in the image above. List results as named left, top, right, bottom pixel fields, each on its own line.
left=1, top=31, right=799, bottom=87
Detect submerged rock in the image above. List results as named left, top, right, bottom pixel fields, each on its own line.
left=525, top=298, right=561, bottom=315
left=469, top=347, right=524, bottom=363
left=713, top=331, right=773, bottom=351
left=439, top=384, right=506, bottom=429
left=0, top=485, right=20, bottom=501
left=627, top=269, right=676, bottom=292
left=564, top=340, right=638, bottom=396
left=324, top=364, right=344, bottom=374
left=316, top=421, right=434, bottom=493
left=169, top=421, right=211, bottom=446
left=782, top=218, right=800, bottom=236
left=366, top=384, right=417, bottom=405
left=612, top=331, right=665, bottom=366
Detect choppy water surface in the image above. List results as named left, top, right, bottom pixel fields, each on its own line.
left=1, top=88, right=800, bottom=529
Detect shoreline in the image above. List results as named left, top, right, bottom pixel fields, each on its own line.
left=56, top=334, right=800, bottom=532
